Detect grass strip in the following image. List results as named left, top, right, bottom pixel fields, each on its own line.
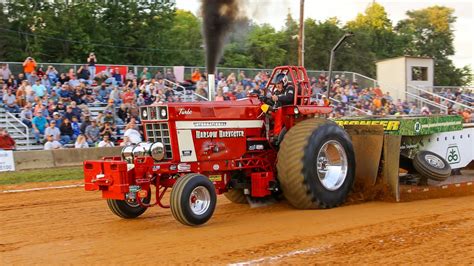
left=0, top=166, right=83, bottom=185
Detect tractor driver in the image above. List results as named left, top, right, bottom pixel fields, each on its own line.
left=271, top=73, right=294, bottom=106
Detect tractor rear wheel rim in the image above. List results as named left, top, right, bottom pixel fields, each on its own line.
left=189, top=186, right=211, bottom=215
left=126, top=199, right=140, bottom=208
left=316, top=140, right=348, bottom=191
left=425, top=154, right=445, bottom=169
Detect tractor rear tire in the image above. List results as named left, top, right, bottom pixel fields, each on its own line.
left=107, top=191, right=151, bottom=219
left=277, top=118, right=355, bottom=209
left=170, top=173, right=217, bottom=226
left=413, top=150, right=451, bottom=182
left=224, top=189, right=248, bottom=204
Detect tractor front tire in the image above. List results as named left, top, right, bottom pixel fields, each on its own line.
left=277, top=118, right=355, bottom=209
left=413, top=150, right=451, bottom=182
left=224, top=189, right=248, bottom=204
left=107, top=191, right=151, bottom=219
left=170, top=173, right=217, bottom=226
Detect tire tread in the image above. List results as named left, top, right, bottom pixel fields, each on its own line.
left=277, top=118, right=327, bottom=209
left=224, top=189, right=248, bottom=204
left=170, top=173, right=215, bottom=226
left=106, top=198, right=148, bottom=219
left=413, top=151, right=451, bottom=182
left=170, top=173, right=198, bottom=225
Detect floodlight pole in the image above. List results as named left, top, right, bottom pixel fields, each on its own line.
left=327, top=32, right=354, bottom=98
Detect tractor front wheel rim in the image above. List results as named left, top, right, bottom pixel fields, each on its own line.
left=189, top=186, right=211, bottom=215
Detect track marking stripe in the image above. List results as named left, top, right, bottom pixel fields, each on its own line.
left=228, top=246, right=330, bottom=265
left=1, top=184, right=84, bottom=194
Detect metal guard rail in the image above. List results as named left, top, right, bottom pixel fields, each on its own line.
left=408, top=85, right=473, bottom=111
left=405, top=91, right=448, bottom=113
left=163, top=79, right=208, bottom=102
left=317, top=93, right=371, bottom=116
left=1, top=61, right=378, bottom=92
left=429, top=86, right=474, bottom=102
left=5, top=111, right=30, bottom=149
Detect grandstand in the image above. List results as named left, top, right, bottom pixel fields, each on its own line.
left=1, top=102, right=109, bottom=150
left=1, top=62, right=472, bottom=151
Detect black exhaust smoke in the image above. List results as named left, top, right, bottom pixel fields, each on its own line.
left=201, top=0, right=240, bottom=74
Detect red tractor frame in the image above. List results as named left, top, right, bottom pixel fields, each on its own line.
left=84, top=66, right=355, bottom=226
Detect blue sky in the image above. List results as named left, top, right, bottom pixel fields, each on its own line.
left=176, top=0, right=473, bottom=68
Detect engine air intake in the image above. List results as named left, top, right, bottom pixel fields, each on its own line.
left=145, top=122, right=173, bottom=159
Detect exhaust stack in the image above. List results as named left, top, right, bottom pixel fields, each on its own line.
left=201, top=0, right=240, bottom=76
left=208, top=74, right=215, bottom=101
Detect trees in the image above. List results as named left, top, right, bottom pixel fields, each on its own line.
left=0, top=2, right=470, bottom=85
left=281, top=13, right=299, bottom=66
left=304, top=18, right=344, bottom=71
left=221, top=18, right=255, bottom=68
left=0, top=1, right=177, bottom=65
left=162, top=10, right=203, bottom=66
left=396, top=6, right=470, bottom=85
left=0, top=3, right=18, bottom=60
left=304, top=17, right=378, bottom=77
left=396, top=6, right=455, bottom=59
left=346, top=2, right=403, bottom=60
left=247, top=24, right=287, bottom=68
left=337, top=3, right=471, bottom=85
left=221, top=43, right=254, bottom=68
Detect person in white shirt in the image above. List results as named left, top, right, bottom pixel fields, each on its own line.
left=0, top=64, right=12, bottom=81
left=119, top=136, right=133, bottom=147
left=44, top=121, right=61, bottom=142
left=74, top=134, right=89, bottom=148
left=98, top=135, right=115, bottom=147
left=44, top=135, right=62, bottom=150
left=123, top=124, right=142, bottom=144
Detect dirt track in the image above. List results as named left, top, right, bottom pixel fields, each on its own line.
left=1, top=182, right=473, bottom=264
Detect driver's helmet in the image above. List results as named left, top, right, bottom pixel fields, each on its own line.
left=275, top=73, right=288, bottom=86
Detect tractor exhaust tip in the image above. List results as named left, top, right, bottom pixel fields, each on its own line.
left=208, top=74, right=215, bottom=101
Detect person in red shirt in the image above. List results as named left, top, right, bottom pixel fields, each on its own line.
left=373, top=86, right=383, bottom=97
left=0, top=128, right=16, bottom=150
left=121, top=88, right=135, bottom=105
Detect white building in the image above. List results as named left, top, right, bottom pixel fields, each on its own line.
left=376, top=56, right=434, bottom=101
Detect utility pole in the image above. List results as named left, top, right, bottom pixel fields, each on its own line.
left=298, top=0, right=305, bottom=67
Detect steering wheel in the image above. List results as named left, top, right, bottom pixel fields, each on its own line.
left=258, top=95, right=276, bottom=106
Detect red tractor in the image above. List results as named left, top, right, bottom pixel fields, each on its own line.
left=84, top=66, right=356, bottom=226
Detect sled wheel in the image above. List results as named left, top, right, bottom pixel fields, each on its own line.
left=413, top=150, right=451, bottom=182
left=170, top=173, right=217, bottom=226
left=277, top=118, right=355, bottom=209
left=107, top=190, right=151, bottom=219
left=224, top=189, right=248, bottom=204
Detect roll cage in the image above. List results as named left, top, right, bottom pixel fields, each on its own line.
left=263, top=65, right=332, bottom=115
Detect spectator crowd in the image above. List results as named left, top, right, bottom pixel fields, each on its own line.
left=311, top=74, right=472, bottom=122
left=0, top=55, right=150, bottom=150
left=1, top=55, right=473, bottom=151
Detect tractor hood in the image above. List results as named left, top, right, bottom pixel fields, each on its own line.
left=140, top=96, right=264, bottom=122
